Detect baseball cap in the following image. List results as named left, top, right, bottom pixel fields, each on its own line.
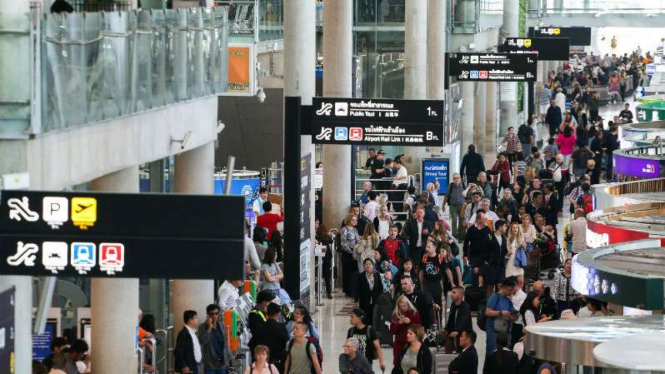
left=377, top=150, right=386, bottom=155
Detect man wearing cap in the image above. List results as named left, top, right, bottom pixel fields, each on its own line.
left=390, top=159, right=409, bottom=211
left=371, top=150, right=388, bottom=193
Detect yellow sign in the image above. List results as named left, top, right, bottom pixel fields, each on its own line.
left=524, top=39, right=532, bottom=48
left=553, top=28, right=561, bottom=35
left=71, top=197, right=97, bottom=230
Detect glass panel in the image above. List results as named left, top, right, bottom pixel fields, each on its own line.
left=258, top=0, right=283, bottom=41
left=41, top=7, right=229, bottom=132
left=0, top=12, right=32, bottom=136
left=355, top=0, right=405, bottom=26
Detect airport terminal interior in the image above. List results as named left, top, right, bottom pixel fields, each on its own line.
left=1, top=0, right=665, bottom=373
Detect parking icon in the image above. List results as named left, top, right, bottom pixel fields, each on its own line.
left=43, top=197, right=69, bottom=229
left=71, top=242, right=96, bottom=274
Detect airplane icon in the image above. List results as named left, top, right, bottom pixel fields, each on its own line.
left=76, top=203, right=93, bottom=213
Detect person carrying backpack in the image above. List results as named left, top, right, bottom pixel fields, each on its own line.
left=575, top=182, right=596, bottom=216
left=347, top=308, right=386, bottom=372
left=285, top=321, right=322, bottom=374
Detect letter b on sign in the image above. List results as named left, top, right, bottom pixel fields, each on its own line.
left=426, top=131, right=439, bottom=141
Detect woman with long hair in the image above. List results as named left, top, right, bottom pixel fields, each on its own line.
left=430, top=220, right=449, bottom=246
left=341, top=213, right=361, bottom=297
left=355, top=223, right=380, bottom=272
left=492, top=153, right=512, bottom=191
left=520, top=214, right=537, bottom=245
left=261, top=246, right=284, bottom=295
left=505, top=222, right=526, bottom=289
left=286, top=305, right=320, bottom=339
left=390, top=296, right=422, bottom=365
left=373, top=204, right=393, bottom=240
left=396, top=325, right=433, bottom=374
left=520, top=291, right=552, bottom=327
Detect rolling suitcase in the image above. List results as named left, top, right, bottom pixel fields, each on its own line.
left=373, top=293, right=394, bottom=347
left=430, top=347, right=457, bottom=374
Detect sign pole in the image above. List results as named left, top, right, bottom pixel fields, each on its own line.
left=283, top=96, right=303, bottom=300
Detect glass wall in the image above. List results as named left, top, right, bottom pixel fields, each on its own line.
left=42, top=7, right=229, bottom=132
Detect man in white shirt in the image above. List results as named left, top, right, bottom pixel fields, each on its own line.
left=468, top=198, right=500, bottom=231
left=252, top=188, right=269, bottom=216
left=570, top=209, right=588, bottom=254
left=174, top=310, right=203, bottom=374
left=508, top=277, right=527, bottom=346
left=217, top=280, right=243, bottom=310
left=390, top=159, right=409, bottom=211
left=363, top=191, right=380, bottom=222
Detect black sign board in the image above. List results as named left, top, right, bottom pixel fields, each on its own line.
left=309, top=98, right=444, bottom=146
left=299, top=155, right=311, bottom=307
left=528, top=27, right=591, bottom=46
left=447, top=53, right=538, bottom=82
left=499, top=37, right=570, bottom=61
left=0, top=191, right=245, bottom=279
left=0, top=287, right=14, bottom=374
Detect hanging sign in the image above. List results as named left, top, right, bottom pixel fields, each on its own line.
left=500, top=37, right=570, bottom=61
left=447, top=53, right=538, bottom=82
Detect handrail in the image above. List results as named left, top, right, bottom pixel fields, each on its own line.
left=136, top=347, right=145, bottom=374
left=141, top=337, right=157, bottom=372
left=604, top=177, right=665, bottom=197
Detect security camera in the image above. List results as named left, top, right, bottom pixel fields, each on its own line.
left=256, top=87, right=266, bottom=103
left=171, top=131, right=193, bottom=151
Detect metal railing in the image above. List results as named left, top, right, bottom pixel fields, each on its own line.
left=605, top=177, right=665, bottom=197
left=71, top=0, right=133, bottom=12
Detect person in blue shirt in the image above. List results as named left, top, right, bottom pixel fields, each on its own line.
left=484, top=277, right=519, bottom=355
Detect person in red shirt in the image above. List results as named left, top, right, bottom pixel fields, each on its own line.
left=491, top=153, right=512, bottom=191
left=256, top=201, right=283, bottom=240
left=377, top=225, right=407, bottom=265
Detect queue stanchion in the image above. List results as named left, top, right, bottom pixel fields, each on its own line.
left=136, top=346, right=145, bottom=374
left=329, top=228, right=339, bottom=294
left=315, top=243, right=324, bottom=306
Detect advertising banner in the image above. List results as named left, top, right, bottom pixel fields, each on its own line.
left=299, top=155, right=312, bottom=306
left=0, top=191, right=245, bottom=279
left=528, top=27, right=591, bottom=46
left=586, top=218, right=650, bottom=249
left=310, top=98, right=444, bottom=146
left=227, top=44, right=254, bottom=95
left=0, top=287, right=14, bottom=374
left=613, top=153, right=663, bottom=179
left=499, top=37, right=570, bottom=61
left=421, top=158, right=450, bottom=194
left=447, top=53, right=538, bottom=82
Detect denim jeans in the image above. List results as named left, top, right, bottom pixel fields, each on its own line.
left=205, top=368, right=227, bottom=374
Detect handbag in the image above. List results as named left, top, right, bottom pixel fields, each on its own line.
left=462, top=266, right=473, bottom=285
left=494, top=316, right=512, bottom=333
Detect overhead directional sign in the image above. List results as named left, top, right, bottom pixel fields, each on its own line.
left=528, top=27, right=591, bottom=46
left=446, top=53, right=538, bottom=82
left=309, top=98, right=444, bottom=146
left=499, top=37, right=570, bottom=61
left=0, top=191, right=245, bottom=279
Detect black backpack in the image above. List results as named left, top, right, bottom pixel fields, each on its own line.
left=518, top=124, right=530, bottom=144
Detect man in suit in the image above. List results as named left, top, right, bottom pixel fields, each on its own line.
left=444, top=287, right=472, bottom=352
left=175, top=310, right=202, bottom=374
left=402, top=206, right=434, bottom=263
left=543, top=183, right=560, bottom=227
left=448, top=330, right=478, bottom=374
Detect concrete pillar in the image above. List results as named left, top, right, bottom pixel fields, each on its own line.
left=172, top=143, right=215, bottom=335
left=538, top=61, right=548, bottom=87
left=0, top=277, right=31, bottom=374
left=403, top=0, right=428, bottom=174
left=591, top=27, right=603, bottom=54
left=89, top=167, right=140, bottom=374
left=0, top=2, right=33, bottom=371
left=285, top=0, right=316, bottom=308
left=322, top=0, right=352, bottom=232
left=461, top=82, right=475, bottom=159
left=474, top=82, right=487, bottom=157
left=486, top=82, right=498, bottom=156
left=499, top=0, right=519, bottom=137
left=427, top=0, right=446, bottom=101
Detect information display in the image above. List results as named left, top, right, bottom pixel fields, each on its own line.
left=500, top=37, right=570, bottom=61
left=32, top=320, right=56, bottom=362
left=447, top=53, right=537, bottom=82
left=310, top=98, right=444, bottom=146
left=613, top=154, right=664, bottom=179
left=299, top=155, right=312, bottom=306
left=0, top=287, right=14, bottom=374
left=0, top=191, right=245, bottom=279
left=528, top=26, right=591, bottom=46
left=421, top=158, right=450, bottom=195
